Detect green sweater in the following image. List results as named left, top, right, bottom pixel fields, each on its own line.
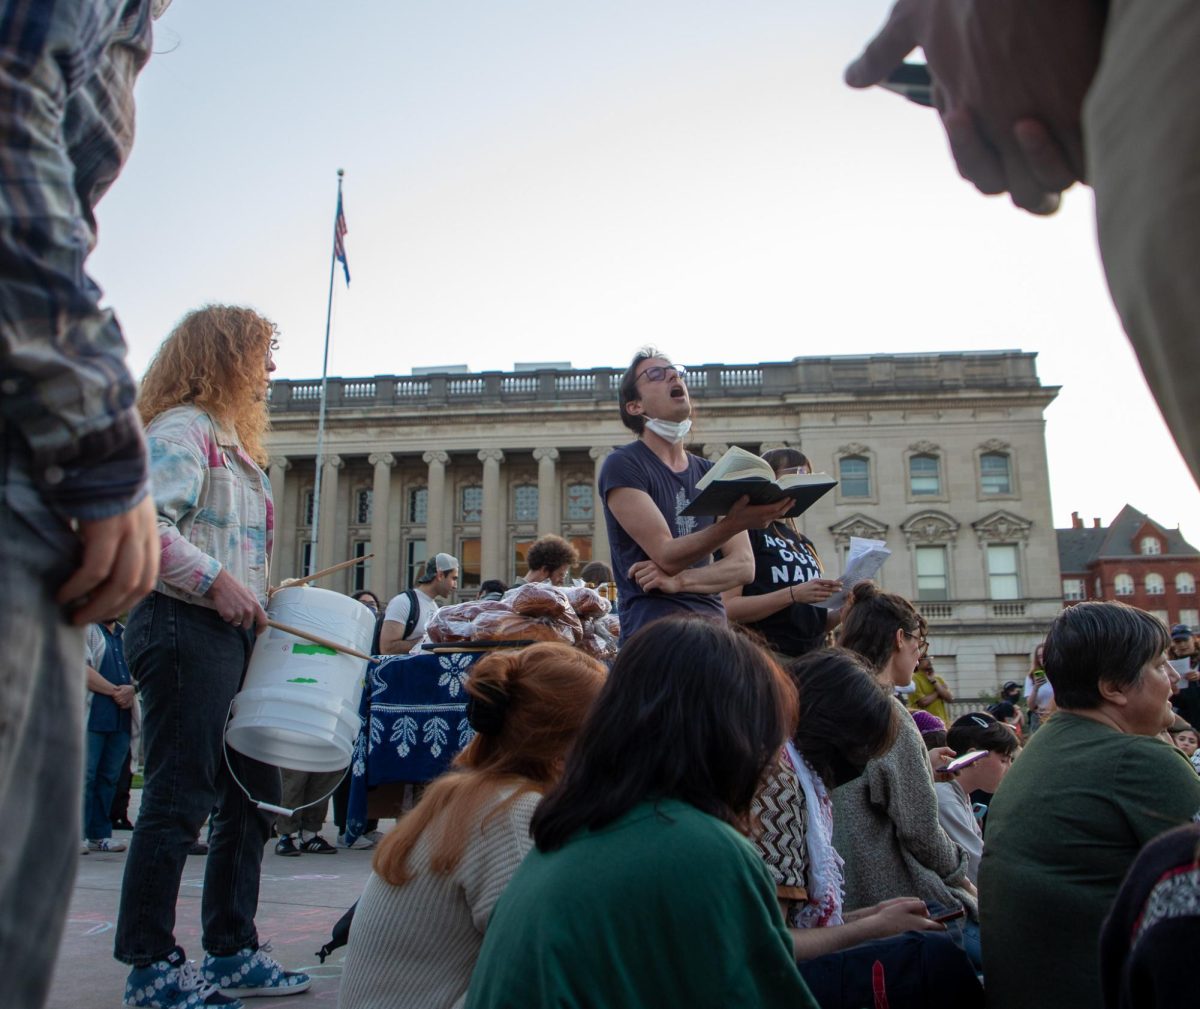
left=979, top=712, right=1200, bottom=1009
left=465, top=799, right=818, bottom=1009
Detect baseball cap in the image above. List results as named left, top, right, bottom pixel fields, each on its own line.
left=417, top=552, right=459, bottom=583
left=1170, top=624, right=1194, bottom=640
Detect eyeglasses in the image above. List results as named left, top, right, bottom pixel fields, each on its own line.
left=635, top=364, right=687, bottom=385
left=902, top=629, right=929, bottom=656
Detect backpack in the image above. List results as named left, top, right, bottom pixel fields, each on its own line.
left=401, top=588, right=420, bottom=640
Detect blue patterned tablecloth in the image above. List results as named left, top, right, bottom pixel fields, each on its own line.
left=345, top=650, right=481, bottom=842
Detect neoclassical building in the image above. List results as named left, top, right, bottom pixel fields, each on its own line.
left=265, top=351, right=1061, bottom=695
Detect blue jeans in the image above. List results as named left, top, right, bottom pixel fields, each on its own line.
left=1, top=432, right=87, bottom=1009
left=84, top=729, right=131, bottom=840
left=114, top=593, right=281, bottom=964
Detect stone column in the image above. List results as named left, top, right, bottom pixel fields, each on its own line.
left=368, top=452, right=395, bottom=600
left=478, top=449, right=505, bottom=579
left=423, top=450, right=449, bottom=553
left=533, top=447, right=559, bottom=535
left=589, top=446, right=614, bottom=572
left=267, top=456, right=290, bottom=579
left=702, top=443, right=730, bottom=463
left=316, top=454, right=344, bottom=574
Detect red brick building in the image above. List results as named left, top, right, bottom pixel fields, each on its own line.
left=1057, top=505, right=1200, bottom=629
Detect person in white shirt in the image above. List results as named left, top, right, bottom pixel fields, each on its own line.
left=380, top=554, right=459, bottom=654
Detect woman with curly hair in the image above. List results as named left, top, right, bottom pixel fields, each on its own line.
left=114, top=306, right=312, bottom=1008
left=339, top=643, right=605, bottom=1009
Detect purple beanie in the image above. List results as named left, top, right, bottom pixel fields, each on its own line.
left=911, top=710, right=946, bottom=736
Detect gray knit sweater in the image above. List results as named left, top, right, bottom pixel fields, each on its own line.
left=338, top=788, right=540, bottom=1009
left=831, top=699, right=976, bottom=919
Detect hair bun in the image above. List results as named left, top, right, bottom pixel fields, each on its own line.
left=849, top=581, right=879, bottom=603
left=466, top=678, right=510, bottom=735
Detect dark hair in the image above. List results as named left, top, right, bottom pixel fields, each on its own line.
left=351, top=590, right=381, bottom=608
left=617, top=347, right=664, bottom=435
left=1042, top=601, right=1169, bottom=710
left=526, top=534, right=579, bottom=575
left=838, top=581, right=924, bottom=672
left=477, top=579, right=508, bottom=599
left=920, top=728, right=948, bottom=750
left=531, top=617, right=797, bottom=851
left=948, top=711, right=1019, bottom=758
left=579, top=561, right=613, bottom=585
left=988, top=701, right=1018, bottom=723
left=760, top=447, right=811, bottom=475
left=788, top=648, right=898, bottom=789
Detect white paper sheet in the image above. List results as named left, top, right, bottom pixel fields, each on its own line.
left=818, top=536, right=891, bottom=610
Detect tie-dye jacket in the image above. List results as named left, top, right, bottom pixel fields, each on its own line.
left=145, top=406, right=273, bottom=607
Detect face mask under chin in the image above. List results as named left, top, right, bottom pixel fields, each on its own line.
left=644, top=417, right=693, bottom=444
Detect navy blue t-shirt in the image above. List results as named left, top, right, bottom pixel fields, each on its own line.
left=598, top=440, right=725, bottom=640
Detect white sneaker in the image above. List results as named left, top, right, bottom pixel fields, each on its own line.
left=81, top=841, right=90, bottom=855
left=337, top=832, right=374, bottom=850
left=87, top=837, right=127, bottom=852
left=364, top=830, right=385, bottom=845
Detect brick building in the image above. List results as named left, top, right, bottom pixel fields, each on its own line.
left=1057, top=505, right=1200, bottom=629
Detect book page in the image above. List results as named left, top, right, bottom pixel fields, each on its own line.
left=695, top=446, right=773, bottom=489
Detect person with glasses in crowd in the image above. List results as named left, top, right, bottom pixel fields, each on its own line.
left=598, top=349, right=792, bottom=642
left=721, top=448, right=843, bottom=658
left=833, top=582, right=981, bottom=968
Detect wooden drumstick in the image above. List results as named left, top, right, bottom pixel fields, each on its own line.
left=266, top=619, right=373, bottom=662
left=270, top=553, right=376, bottom=595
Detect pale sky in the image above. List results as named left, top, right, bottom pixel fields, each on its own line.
left=89, top=0, right=1199, bottom=541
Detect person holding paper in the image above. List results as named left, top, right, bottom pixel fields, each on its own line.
left=722, top=449, right=842, bottom=658
left=598, top=350, right=792, bottom=641
left=1168, top=624, right=1200, bottom=729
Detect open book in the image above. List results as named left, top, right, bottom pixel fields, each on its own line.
left=680, top=446, right=836, bottom=518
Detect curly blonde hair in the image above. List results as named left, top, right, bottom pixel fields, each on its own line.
left=139, top=305, right=279, bottom=465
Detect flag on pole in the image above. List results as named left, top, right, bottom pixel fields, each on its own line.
left=334, top=192, right=350, bottom=285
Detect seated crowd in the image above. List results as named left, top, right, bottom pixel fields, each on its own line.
left=333, top=594, right=1199, bottom=1009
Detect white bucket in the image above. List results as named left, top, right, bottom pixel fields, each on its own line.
left=226, top=586, right=376, bottom=772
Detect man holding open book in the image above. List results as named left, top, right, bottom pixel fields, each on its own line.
left=597, top=350, right=794, bottom=641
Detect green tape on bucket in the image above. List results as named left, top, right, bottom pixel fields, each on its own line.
left=292, top=643, right=337, bottom=656
left=287, top=676, right=320, bottom=683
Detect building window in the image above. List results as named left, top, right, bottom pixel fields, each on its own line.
left=300, top=540, right=315, bottom=577
left=302, top=490, right=315, bottom=526
left=1177, top=572, right=1196, bottom=594
left=565, top=482, right=594, bottom=521
left=406, top=539, right=426, bottom=588
left=461, top=486, right=483, bottom=523
left=915, top=546, right=948, bottom=601
left=1094, top=575, right=1102, bottom=596
left=355, top=488, right=372, bottom=525
left=839, top=456, right=870, bottom=498
left=409, top=487, right=428, bottom=524
left=1140, top=536, right=1162, bottom=556
left=1150, top=610, right=1170, bottom=625
left=987, top=544, right=1021, bottom=600
left=909, top=454, right=941, bottom=497
left=1145, top=573, right=1165, bottom=595
left=351, top=539, right=371, bottom=592
left=1114, top=573, right=1134, bottom=596
left=459, top=537, right=482, bottom=590
left=513, top=485, right=539, bottom=523
left=512, top=537, right=535, bottom=580
left=1180, top=608, right=1199, bottom=629
left=568, top=536, right=592, bottom=578
left=980, top=452, right=1012, bottom=495
left=1062, top=578, right=1085, bottom=601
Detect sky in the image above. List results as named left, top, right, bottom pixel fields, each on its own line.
left=89, top=0, right=1199, bottom=540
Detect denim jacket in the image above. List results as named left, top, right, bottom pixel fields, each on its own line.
left=146, top=406, right=273, bottom=607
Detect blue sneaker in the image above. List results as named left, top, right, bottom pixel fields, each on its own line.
left=124, top=947, right=244, bottom=1008
left=200, top=942, right=311, bottom=998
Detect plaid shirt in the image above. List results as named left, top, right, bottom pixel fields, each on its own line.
left=147, top=406, right=274, bottom=608
left=0, top=0, right=169, bottom=521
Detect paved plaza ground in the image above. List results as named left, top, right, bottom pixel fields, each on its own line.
left=49, top=791, right=386, bottom=1009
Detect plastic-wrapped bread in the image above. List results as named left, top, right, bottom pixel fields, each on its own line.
left=566, top=586, right=610, bottom=619
left=472, top=609, right=574, bottom=645
left=504, top=582, right=570, bottom=619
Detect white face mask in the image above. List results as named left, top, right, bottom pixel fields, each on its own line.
left=644, top=417, right=692, bottom=444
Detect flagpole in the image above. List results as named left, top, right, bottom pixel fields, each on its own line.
left=310, top=167, right=344, bottom=572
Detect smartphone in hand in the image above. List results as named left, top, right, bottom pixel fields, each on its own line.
left=880, top=62, right=934, bottom=108
left=943, top=749, right=988, bottom=774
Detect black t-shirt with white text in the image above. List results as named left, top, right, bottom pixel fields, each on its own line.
left=742, top=522, right=827, bottom=657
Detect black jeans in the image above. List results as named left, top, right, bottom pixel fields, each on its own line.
left=114, top=593, right=281, bottom=964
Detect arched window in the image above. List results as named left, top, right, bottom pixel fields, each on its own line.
left=565, top=482, right=594, bottom=521
left=1145, top=573, right=1165, bottom=595
left=1140, top=536, right=1162, bottom=556
left=1114, top=573, right=1134, bottom=596
left=839, top=456, right=870, bottom=498
left=1176, top=572, right=1196, bottom=594
left=513, top=484, right=539, bottom=522
left=909, top=454, right=941, bottom=496
left=409, top=487, right=428, bottom=524
left=980, top=452, right=1012, bottom=495
left=460, top=485, right=483, bottom=522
